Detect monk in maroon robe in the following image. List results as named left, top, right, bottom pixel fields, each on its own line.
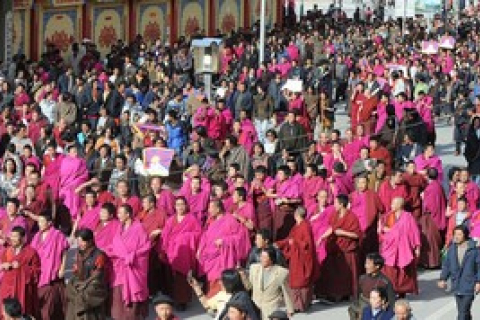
left=138, top=195, right=167, bottom=296
left=369, top=137, right=392, bottom=175
left=378, top=170, right=409, bottom=215
left=250, top=166, right=274, bottom=232
left=378, top=197, right=420, bottom=297
left=0, top=199, right=28, bottom=256
left=276, top=207, right=316, bottom=312
left=316, top=194, right=362, bottom=301
left=160, top=197, right=201, bottom=307
left=42, top=144, right=64, bottom=202
left=350, top=175, right=384, bottom=270
left=402, top=162, right=427, bottom=220
left=267, top=166, right=301, bottom=241
left=419, top=168, right=445, bottom=268
left=0, top=226, right=40, bottom=319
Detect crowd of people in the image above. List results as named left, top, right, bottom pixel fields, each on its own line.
left=2, top=3, right=480, bottom=320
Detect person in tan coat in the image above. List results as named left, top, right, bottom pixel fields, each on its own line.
left=245, top=247, right=294, bottom=320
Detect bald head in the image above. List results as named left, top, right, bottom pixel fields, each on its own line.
left=391, top=197, right=405, bottom=212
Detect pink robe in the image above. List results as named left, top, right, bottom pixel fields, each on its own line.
left=160, top=214, right=202, bottom=275
left=414, top=155, right=443, bottom=181
left=179, top=188, right=210, bottom=222
left=470, top=210, right=480, bottom=239
left=238, top=119, right=257, bottom=155
left=59, top=156, right=88, bottom=220
left=309, top=206, right=334, bottom=265
left=198, top=214, right=251, bottom=281
left=375, top=102, right=388, bottom=134
left=43, top=154, right=65, bottom=200
left=302, top=177, right=328, bottom=214
left=156, top=189, right=176, bottom=216
left=380, top=211, right=420, bottom=268
left=107, top=221, right=151, bottom=304
left=332, top=173, right=354, bottom=197
left=94, top=219, right=121, bottom=252
left=231, top=202, right=257, bottom=229
left=422, top=180, right=447, bottom=230
left=114, top=196, right=142, bottom=216
left=415, top=97, right=434, bottom=132
left=78, top=205, right=101, bottom=231
left=30, top=228, right=69, bottom=287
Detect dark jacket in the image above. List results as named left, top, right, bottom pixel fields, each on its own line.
left=440, top=239, right=480, bottom=296
left=361, top=307, right=394, bottom=320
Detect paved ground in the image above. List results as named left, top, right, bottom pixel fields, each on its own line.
left=68, top=107, right=478, bottom=319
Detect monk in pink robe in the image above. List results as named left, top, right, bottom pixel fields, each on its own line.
left=107, top=204, right=151, bottom=320
left=459, top=169, right=480, bottom=210
left=302, top=165, right=329, bottom=215
left=414, top=146, right=443, bottom=182
left=379, top=197, right=420, bottom=297
left=267, top=166, right=302, bottom=241
left=378, top=171, right=409, bottom=214
left=59, top=146, right=88, bottom=220
left=231, top=187, right=257, bottom=231
left=150, top=177, right=176, bottom=216
left=179, top=176, right=210, bottom=223
left=419, top=169, right=446, bottom=268
left=72, top=190, right=101, bottom=237
left=309, top=190, right=334, bottom=267
left=160, top=197, right=202, bottom=306
left=197, top=200, right=251, bottom=298
left=31, top=214, right=69, bottom=320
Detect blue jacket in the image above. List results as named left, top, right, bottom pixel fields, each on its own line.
left=361, top=306, right=394, bottom=320
left=440, top=239, right=480, bottom=296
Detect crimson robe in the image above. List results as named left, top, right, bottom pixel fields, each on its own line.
left=370, top=146, right=392, bottom=174
left=422, top=180, right=447, bottom=231
left=351, top=92, right=367, bottom=130
left=316, top=210, right=361, bottom=299
left=114, top=196, right=141, bottom=216
left=0, top=245, right=40, bottom=318
left=402, top=173, right=427, bottom=220
left=378, top=181, right=408, bottom=213
left=179, top=188, right=210, bottom=223
left=277, top=220, right=316, bottom=288
left=350, top=189, right=384, bottom=267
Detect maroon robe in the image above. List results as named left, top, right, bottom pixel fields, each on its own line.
left=277, top=220, right=317, bottom=311
left=316, top=210, right=361, bottom=299
left=378, top=181, right=408, bottom=213
left=403, top=173, right=427, bottom=220
left=0, top=245, right=40, bottom=319
left=114, top=196, right=142, bottom=216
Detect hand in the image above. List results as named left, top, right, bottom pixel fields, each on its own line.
left=58, top=268, right=65, bottom=279
left=414, top=247, right=420, bottom=258
left=437, top=280, right=447, bottom=289
left=475, top=283, right=480, bottom=294
left=334, top=229, right=344, bottom=236
left=215, top=239, right=223, bottom=247
left=288, top=238, right=294, bottom=245
left=1, top=263, right=11, bottom=270
left=11, top=261, right=19, bottom=269
left=287, top=312, right=294, bottom=318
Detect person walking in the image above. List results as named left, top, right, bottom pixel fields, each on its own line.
left=438, top=225, right=480, bottom=320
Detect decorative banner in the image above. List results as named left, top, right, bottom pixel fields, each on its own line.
left=137, top=3, right=168, bottom=44
left=439, top=35, right=455, bottom=50
left=143, top=147, right=175, bottom=177
left=421, top=40, right=439, bottom=55
left=415, top=0, right=443, bottom=13
left=52, top=0, right=85, bottom=7
left=217, top=0, right=241, bottom=34
left=92, top=5, right=125, bottom=56
left=282, top=79, right=303, bottom=93
left=179, top=0, right=206, bottom=37
left=40, top=8, right=80, bottom=57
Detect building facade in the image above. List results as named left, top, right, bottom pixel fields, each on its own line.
left=10, top=0, right=283, bottom=61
